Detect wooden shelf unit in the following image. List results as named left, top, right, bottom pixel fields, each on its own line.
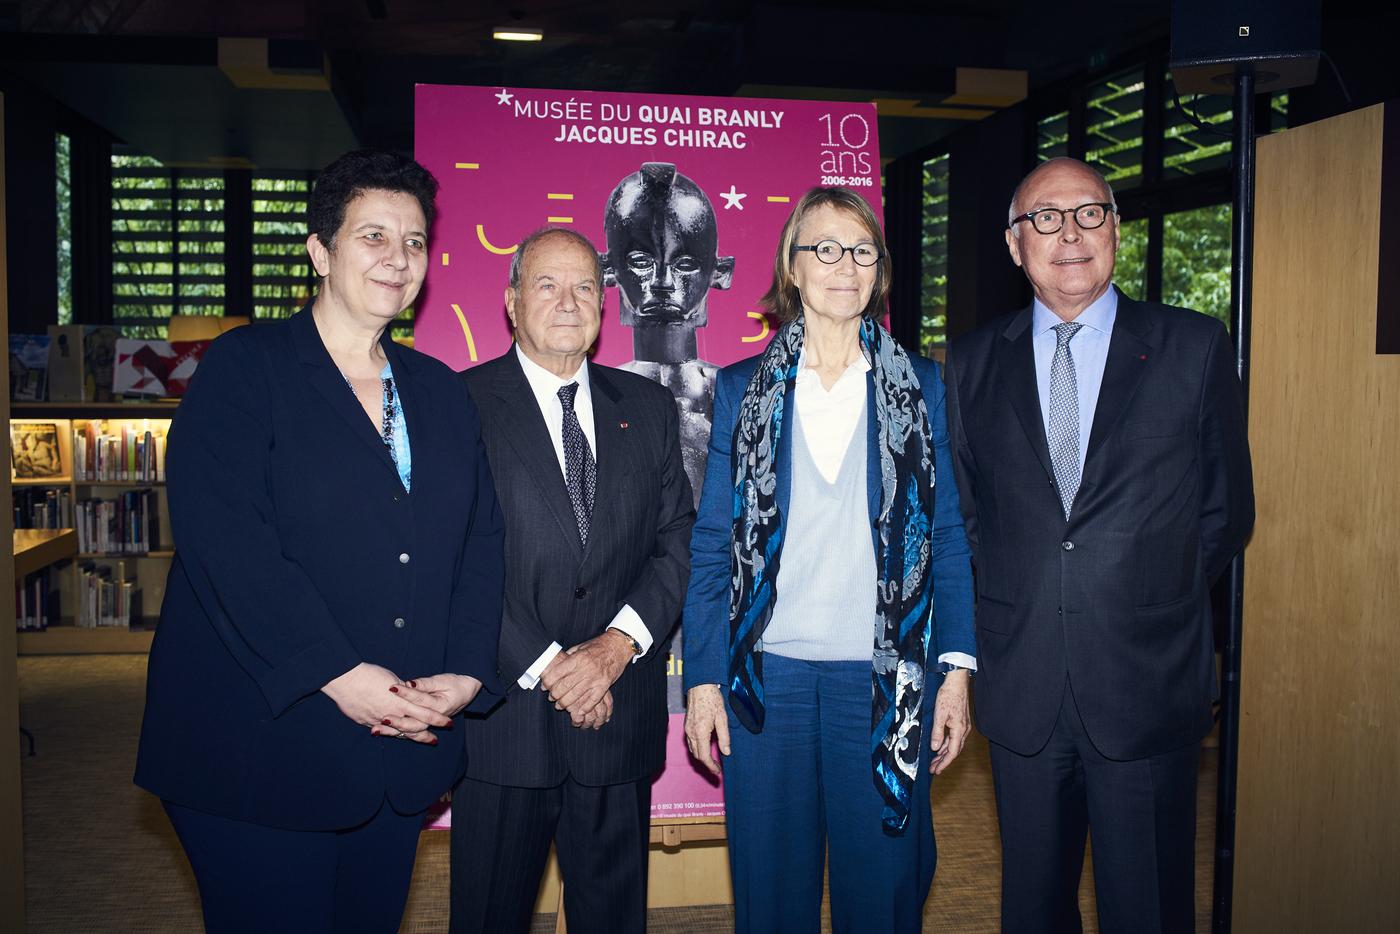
left=11, top=410, right=174, bottom=654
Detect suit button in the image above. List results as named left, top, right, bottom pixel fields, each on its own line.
left=393, top=617, right=406, bottom=629
left=399, top=553, right=410, bottom=564
left=1062, top=541, right=1074, bottom=551
left=393, top=495, right=401, bottom=503
left=574, top=587, right=588, bottom=599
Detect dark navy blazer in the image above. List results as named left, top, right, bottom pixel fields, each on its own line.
left=135, top=308, right=504, bottom=831
left=944, top=293, right=1254, bottom=760
left=681, top=350, right=976, bottom=695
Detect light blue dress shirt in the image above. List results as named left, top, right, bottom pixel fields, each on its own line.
left=1031, top=287, right=1118, bottom=471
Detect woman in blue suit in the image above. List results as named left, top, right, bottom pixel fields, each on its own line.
left=135, top=151, right=504, bottom=933
left=682, top=187, right=977, bottom=934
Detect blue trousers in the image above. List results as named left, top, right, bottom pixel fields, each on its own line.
left=724, top=654, right=938, bottom=934
left=163, top=798, right=424, bottom=934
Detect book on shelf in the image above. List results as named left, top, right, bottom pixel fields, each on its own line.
left=72, top=421, right=167, bottom=482
left=10, top=421, right=65, bottom=479
left=75, top=489, right=161, bottom=555
left=10, top=334, right=50, bottom=402
left=77, top=561, right=140, bottom=628
left=13, top=486, right=74, bottom=529
left=45, top=325, right=120, bottom=402
left=15, top=567, right=59, bottom=631
left=113, top=338, right=208, bottom=397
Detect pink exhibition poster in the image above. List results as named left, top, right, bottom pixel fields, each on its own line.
left=414, top=83, right=883, bottom=823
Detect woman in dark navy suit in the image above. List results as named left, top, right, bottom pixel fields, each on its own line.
left=135, top=151, right=504, bottom=933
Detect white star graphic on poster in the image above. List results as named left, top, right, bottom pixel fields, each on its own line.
left=495, top=88, right=514, bottom=106
left=720, top=185, right=748, bottom=210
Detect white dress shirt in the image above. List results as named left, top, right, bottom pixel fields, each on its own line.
left=513, top=345, right=652, bottom=689
left=794, top=351, right=978, bottom=673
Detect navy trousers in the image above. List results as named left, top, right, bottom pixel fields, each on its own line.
left=989, top=680, right=1200, bottom=934
left=449, top=774, right=652, bottom=934
left=724, top=654, right=938, bottom=934
left=163, top=798, right=424, bottom=934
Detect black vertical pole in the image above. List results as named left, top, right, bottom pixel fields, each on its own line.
left=1212, top=67, right=1254, bottom=934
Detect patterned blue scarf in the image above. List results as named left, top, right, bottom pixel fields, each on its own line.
left=727, top=315, right=937, bottom=835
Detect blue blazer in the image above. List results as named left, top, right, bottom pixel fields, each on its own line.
left=135, top=308, right=504, bottom=831
left=681, top=349, right=976, bottom=695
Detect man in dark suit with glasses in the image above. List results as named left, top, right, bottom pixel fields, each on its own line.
left=944, top=157, right=1254, bottom=933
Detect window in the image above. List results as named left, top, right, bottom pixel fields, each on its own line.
left=252, top=174, right=315, bottom=321
left=1037, top=111, right=1069, bottom=163
left=1086, top=68, right=1146, bottom=189
left=57, top=133, right=72, bottom=325
left=919, top=153, right=950, bottom=354
left=111, top=151, right=226, bottom=338
left=1116, top=217, right=1149, bottom=302
left=1162, top=204, right=1232, bottom=326
left=1162, top=95, right=1231, bottom=181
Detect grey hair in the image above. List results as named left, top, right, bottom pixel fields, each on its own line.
left=1007, top=157, right=1117, bottom=236
left=507, top=226, right=604, bottom=290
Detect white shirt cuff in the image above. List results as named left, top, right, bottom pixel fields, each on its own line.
left=607, top=604, right=652, bottom=661
left=937, top=651, right=978, bottom=672
left=518, top=642, right=564, bottom=689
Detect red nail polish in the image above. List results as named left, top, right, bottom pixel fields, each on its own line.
left=429, top=737, right=439, bottom=746
left=409, top=680, right=417, bottom=688
left=381, top=718, right=391, bottom=725
left=389, top=686, right=399, bottom=693
left=444, top=720, right=454, bottom=729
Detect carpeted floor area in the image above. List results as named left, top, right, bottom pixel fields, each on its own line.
left=17, top=654, right=1217, bottom=932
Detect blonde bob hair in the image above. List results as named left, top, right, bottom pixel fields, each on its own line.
left=759, top=187, right=892, bottom=323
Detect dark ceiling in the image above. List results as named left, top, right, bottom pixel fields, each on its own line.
left=4, top=1, right=1395, bottom=171
left=0, top=0, right=1182, bottom=169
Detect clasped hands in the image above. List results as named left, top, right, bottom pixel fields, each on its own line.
left=539, top=629, right=635, bottom=730
left=322, top=662, right=483, bottom=746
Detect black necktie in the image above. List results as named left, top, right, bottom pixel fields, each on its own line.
left=557, top=382, right=596, bottom=545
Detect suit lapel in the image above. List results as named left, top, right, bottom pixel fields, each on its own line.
left=997, top=307, right=1056, bottom=482
left=1082, top=293, right=1156, bottom=471
left=291, top=307, right=402, bottom=484
left=484, top=351, right=585, bottom=558
left=586, top=363, right=626, bottom=562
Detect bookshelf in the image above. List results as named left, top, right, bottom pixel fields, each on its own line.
left=10, top=409, right=174, bottom=655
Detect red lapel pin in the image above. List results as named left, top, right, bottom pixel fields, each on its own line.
left=619, top=421, right=629, bottom=429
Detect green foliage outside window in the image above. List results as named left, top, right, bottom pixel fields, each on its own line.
left=1163, top=204, right=1232, bottom=327
left=1115, top=217, right=1149, bottom=302
left=56, top=133, right=72, bottom=324
left=111, top=153, right=225, bottom=338
left=1086, top=70, right=1145, bottom=188
left=919, top=153, right=949, bottom=355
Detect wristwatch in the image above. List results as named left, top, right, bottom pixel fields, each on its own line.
left=936, top=662, right=973, bottom=676
left=608, top=627, right=644, bottom=657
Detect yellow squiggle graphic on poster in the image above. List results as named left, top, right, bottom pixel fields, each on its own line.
left=741, top=311, right=770, bottom=343
left=476, top=225, right=518, bottom=255
left=450, top=304, right=480, bottom=361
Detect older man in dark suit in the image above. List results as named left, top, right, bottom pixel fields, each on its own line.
left=448, top=227, right=694, bottom=934
left=943, top=158, right=1254, bottom=934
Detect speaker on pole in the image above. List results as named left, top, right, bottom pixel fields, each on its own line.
left=1169, top=2, right=1322, bottom=932
left=1171, top=0, right=1321, bottom=94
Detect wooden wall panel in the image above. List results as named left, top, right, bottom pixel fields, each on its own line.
left=1236, top=102, right=1400, bottom=932
left=1, top=90, right=27, bottom=931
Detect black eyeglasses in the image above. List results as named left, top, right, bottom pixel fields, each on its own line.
left=793, top=240, right=882, bottom=267
left=1010, top=202, right=1116, bottom=235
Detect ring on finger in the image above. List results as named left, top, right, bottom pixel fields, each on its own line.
left=394, top=729, right=406, bottom=738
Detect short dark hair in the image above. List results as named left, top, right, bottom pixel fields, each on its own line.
left=308, top=150, right=439, bottom=250
left=760, top=187, right=891, bottom=323
left=508, top=227, right=604, bottom=292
